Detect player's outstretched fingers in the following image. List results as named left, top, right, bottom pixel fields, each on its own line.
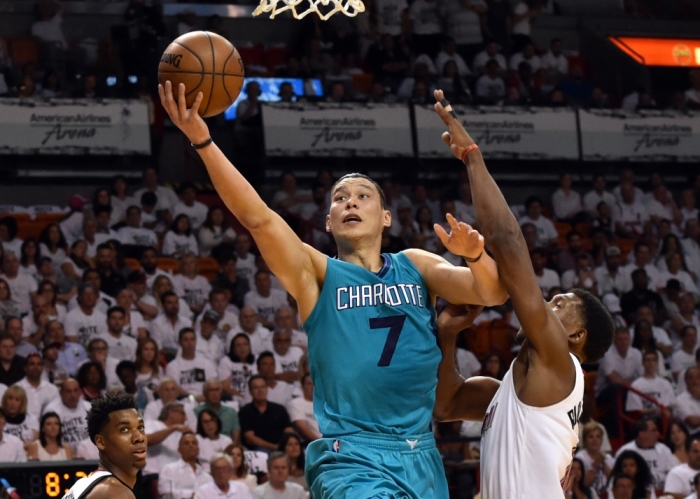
left=446, top=212, right=459, bottom=230
left=190, top=91, right=204, bottom=118
left=177, top=83, right=188, bottom=120
left=442, top=131, right=452, bottom=147
left=433, top=223, right=450, bottom=246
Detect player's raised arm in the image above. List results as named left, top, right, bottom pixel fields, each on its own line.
left=432, top=89, right=572, bottom=375
left=159, top=82, right=325, bottom=317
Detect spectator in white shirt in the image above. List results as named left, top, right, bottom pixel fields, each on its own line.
left=510, top=0, right=540, bottom=50
left=234, top=234, right=257, bottom=292
left=273, top=307, right=307, bottom=351
left=575, top=422, right=615, bottom=496
left=162, top=215, right=199, bottom=257
left=256, top=352, right=294, bottom=408
left=118, top=206, right=159, bottom=249
left=472, top=42, right=507, bottom=75
left=664, top=437, right=700, bottom=499
left=271, top=330, right=303, bottom=385
left=684, top=219, right=700, bottom=280
left=63, top=283, right=108, bottom=346
left=150, top=291, right=192, bottom=356
left=519, top=196, right=558, bottom=250
left=626, top=350, right=675, bottom=415
left=679, top=190, right=699, bottom=232
left=159, top=431, right=212, bottom=499
left=434, top=37, right=471, bottom=78
left=98, top=306, right=138, bottom=362
left=195, top=310, right=225, bottom=363
left=541, top=38, right=568, bottom=77
left=615, top=417, right=676, bottom=490
left=196, top=452, right=254, bottom=499
left=672, top=326, right=699, bottom=382
left=143, top=378, right=197, bottom=427
left=584, top=174, right=617, bottom=217
left=133, top=167, right=180, bottom=220
left=613, top=169, right=646, bottom=203
left=0, top=408, right=27, bottom=462
left=596, top=328, right=642, bottom=432
left=17, top=353, right=59, bottom=417
left=199, top=206, right=237, bottom=258
left=0, top=217, right=23, bottom=257
left=2, top=252, right=38, bottom=316
left=31, top=0, right=68, bottom=50
left=551, top=173, right=582, bottom=222
left=39, top=223, right=69, bottom=265
left=144, top=401, right=192, bottom=475
left=684, top=473, right=700, bottom=499
left=165, top=327, right=217, bottom=397
left=252, top=452, right=305, bottom=499
left=408, top=0, right=443, bottom=58
left=614, top=184, right=650, bottom=238
left=225, top=307, right=272, bottom=357
left=287, top=373, right=320, bottom=443
left=244, top=271, right=288, bottom=330
left=675, top=367, right=700, bottom=435
left=596, top=246, right=632, bottom=298
left=42, top=379, right=90, bottom=452
left=530, top=248, right=561, bottom=296
left=475, top=59, right=506, bottom=104
left=173, top=183, right=209, bottom=233
left=662, top=254, right=699, bottom=297
left=508, top=43, right=542, bottom=72
left=173, top=254, right=211, bottom=317
left=197, top=289, right=240, bottom=337
left=622, top=242, right=663, bottom=293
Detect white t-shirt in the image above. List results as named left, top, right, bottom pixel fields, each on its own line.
left=143, top=398, right=197, bottom=430
left=194, top=329, right=225, bottom=364
left=3, top=413, right=39, bottom=442
left=235, top=254, right=257, bottom=291
left=267, top=381, right=295, bottom=407
left=473, top=51, right=507, bottom=73
left=671, top=350, right=697, bottom=376
left=674, top=391, right=700, bottom=434
left=2, top=238, right=23, bottom=256
left=67, top=291, right=115, bottom=315
left=625, top=375, right=675, bottom=411
left=42, top=399, right=91, bottom=451
left=196, top=310, right=240, bottom=338
left=144, top=419, right=183, bottom=475
left=218, top=357, right=257, bottom=405
left=165, top=354, right=217, bottom=395
left=16, top=377, right=59, bottom=417
left=575, top=448, right=615, bottom=494
left=196, top=434, right=233, bottom=471
left=519, top=215, right=558, bottom=248
left=173, top=274, right=212, bottom=309
left=0, top=433, right=27, bottom=462
left=118, top=226, right=158, bottom=247
left=409, top=0, right=441, bottom=34
left=196, top=480, right=254, bottom=499
left=480, top=354, right=584, bottom=498
left=664, top=463, right=700, bottom=497
left=63, top=307, right=108, bottom=346
left=583, top=190, right=617, bottom=214
left=511, top=2, right=531, bottom=35
left=287, top=396, right=319, bottom=438
left=5, top=272, right=38, bottom=315
left=123, top=310, right=148, bottom=340
left=244, top=289, right=288, bottom=325
left=509, top=52, right=542, bottom=72
left=162, top=232, right=199, bottom=257
left=173, top=201, right=209, bottom=231
left=225, top=326, right=273, bottom=356
left=97, top=332, right=138, bottom=362
left=660, top=269, right=699, bottom=294
left=536, top=268, right=561, bottom=296
left=456, top=348, right=481, bottom=378
left=613, top=201, right=649, bottom=236
left=133, top=186, right=180, bottom=213
left=376, top=0, right=408, bottom=36
left=158, top=458, right=212, bottom=499
left=274, top=346, right=304, bottom=374
left=595, top=346, right=643, bottom=396
left=551, top=189, right=582, bottom=220
left=475, top=75, right=506, bottom=100
left=541, top=51, right=569, bottom=75
left=75, top=437, right=99, bottom=460
left=150, top=314, right=193, bottom=352
left=441, top=0, right=485, bottom=45
left=615, top=440, right=676, bottom=489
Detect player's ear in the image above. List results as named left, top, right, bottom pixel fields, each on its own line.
left=383, top=208, right=392, bottom=228
left=95, top=434, right=106, bottom=451
left=569, top=327, right=587, bottom=346
left=325, top=213, right=332, bottom=233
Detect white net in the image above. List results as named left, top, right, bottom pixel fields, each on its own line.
left=253, top=0, right=365, bottom=20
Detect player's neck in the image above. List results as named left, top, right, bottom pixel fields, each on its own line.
left=99, top=457, right=137, bottom=488
left=337, top=242, right=384, bottom=272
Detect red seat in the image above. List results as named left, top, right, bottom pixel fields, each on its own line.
left=264, top=46, right=290, bottom=71
left=237, top=45, right=265, bottom=67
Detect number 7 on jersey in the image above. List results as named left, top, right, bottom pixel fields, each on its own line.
left=370, top=315, right=407, bottom=367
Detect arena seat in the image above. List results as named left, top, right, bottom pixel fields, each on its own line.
left=351, top=73, right=374, bottom=94
left=197, top=257, right=220, bottom=281
left=574, top=222, right=592, bottom=238
left=8, top=213, right=34, bottom=239
left=156, top=257, right=179, bottom=274
left=555, top=222, right=572, bottom=249
left=617, top=239, right=636, bottom=259
left=5, top=35, right=40, bottom=67
left=34, top=212, right=65, bottom=226
left=124, top=258, right=141, bottom=270
left=264, top=46, right=290, bottom=72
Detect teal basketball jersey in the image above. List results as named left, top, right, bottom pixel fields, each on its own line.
left=303, top=252, right=441, bottom=437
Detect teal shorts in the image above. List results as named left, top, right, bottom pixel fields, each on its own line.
left=305, top=432, right=448, bottom=499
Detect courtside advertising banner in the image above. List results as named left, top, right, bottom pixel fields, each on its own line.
left=579, top=109, right=700, bottom=162
left=415, top=105, right=578, bottom=160
left=0, top=99, right=151, bottom=155
left=262, top=102, right=413, bottom=157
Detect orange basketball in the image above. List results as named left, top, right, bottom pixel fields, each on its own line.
left=158, top=31, right=245, bottom=118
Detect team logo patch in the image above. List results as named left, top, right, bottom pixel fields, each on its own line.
left=406, top=439, right=418, bottom=450
left=332, top=440, right=340, bottom=453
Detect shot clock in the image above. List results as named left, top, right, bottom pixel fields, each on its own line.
left=1, top=461, right=99, bottom=498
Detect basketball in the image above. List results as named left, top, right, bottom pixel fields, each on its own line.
left=158, top=31, right=245, bottom=118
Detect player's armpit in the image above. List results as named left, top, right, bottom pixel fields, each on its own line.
left=404, top=249, right=507, bottom=307
left=435, top=377, right=501, bottom=422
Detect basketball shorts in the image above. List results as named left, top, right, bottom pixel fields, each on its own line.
left=305, top=431, right=448, bottom=499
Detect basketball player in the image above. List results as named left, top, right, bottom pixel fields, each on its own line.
left=61, top=393, right=146, bottom=499
left=158, top=81, right=508, bottom=498
left=433, top=89, right=615, bottom=498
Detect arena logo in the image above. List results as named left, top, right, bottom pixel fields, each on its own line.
left=298, top=116, right=376, bottom=147
left=30, top=112, right=111, bottom=145
left=623, top=123, right=692, bottom=152
left=160, top=53, right=183, bottom=68
left=462, top=119, right=535, bottom=145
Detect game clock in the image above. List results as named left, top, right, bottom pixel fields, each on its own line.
left=2, top=461, right=99, bottom=498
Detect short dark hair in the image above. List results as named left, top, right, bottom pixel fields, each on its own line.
left=566, top=231, right=582, bottom=241
left=612, top=473, right=634, bottom=488
left=86, top=392, right=139, bottom=444
left=141, top=192, right=157, bottom=207
left=178, top=327, right=195, bottom=344
left=126, top=205, right=141, bottom=216
left=94, top=205, right=112, bottom=216
left=524, top=196, right=542, bottom=209
left=161, top=290, right=178, bottom=302
left=572, top=288, right=614, bottom=363
left=248, top=374, right=266, bottom=390
left=77, top=361, right=107, bottom=392
left=107, top=306, right=125, bottom=318
left=179, top=181, right=196, bottom=194
left=331, top=173, right=387, bottom=209
left=256, top=351, right=275, bottom=369
left=96, top=243, right=111, bottom=253
left=116, top=360, right=137, bottom=376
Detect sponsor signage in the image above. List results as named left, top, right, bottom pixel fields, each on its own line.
left=262, top=102, right=413, bottom=157
left=414, top=105, right=579, bottom=160
left=609, top=37, right=700, bottom=67
left=0, top=98, right=151, bottom=155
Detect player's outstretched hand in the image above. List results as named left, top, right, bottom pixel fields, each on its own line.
left=434, top=213, right=484, bottom=261
left=437, top=303, right=484, bottom=338
left=158, top=81, right=210, bottom=145
left=433, top=89, right=477, bottom=161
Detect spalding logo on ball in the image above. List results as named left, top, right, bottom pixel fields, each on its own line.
left=158, top=31, right=245, bottom=118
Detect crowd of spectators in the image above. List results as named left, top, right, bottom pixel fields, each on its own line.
left=3, top=166, right=700, bottom=498
left=2, top=0, right=700, bottom=113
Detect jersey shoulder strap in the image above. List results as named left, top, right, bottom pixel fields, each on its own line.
left=62, top=471, right=113, bottom=499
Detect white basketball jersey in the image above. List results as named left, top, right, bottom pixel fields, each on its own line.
left=480, top=353, right=584, bottom=499
left=62, top=471, right=112, bottom=499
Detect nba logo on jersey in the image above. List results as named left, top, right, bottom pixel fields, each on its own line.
left=332, top=440, right=341, bottom=453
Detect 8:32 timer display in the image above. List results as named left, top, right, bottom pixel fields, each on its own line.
left=2, top=461, right=99, bottom=498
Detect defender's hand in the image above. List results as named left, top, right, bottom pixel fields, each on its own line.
left=434, top=213, right=484, bottom=260
left=158, top=81, right=210, bottom=145
left=437, top=303, right=484, bottom=338
left=433, top=89, right=477, bottom=161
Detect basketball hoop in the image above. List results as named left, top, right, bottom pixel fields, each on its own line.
left=253, top=0, right=365, bottom=20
